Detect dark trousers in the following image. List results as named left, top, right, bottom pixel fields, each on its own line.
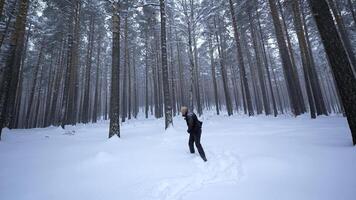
left=188, top=130, right=207, bottom=161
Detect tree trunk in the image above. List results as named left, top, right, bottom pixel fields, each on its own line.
left=82, top=15, right=95, bottom=123
left=145, top=27, right=149, bottom=118
left=93, top=34, right=102, bottom=123
left=122, top=16, right=128, bottom=122
left=128, top=45, right=132, bottom=120
left=63, top=0, right=80, bottom=126
left=132, top=47, right=138, bottom=118
left=168, top=22, right=177, bottom=116
left=50, top=37, right=66, bottom=126
left=308, top=0, right=356, bottom=145
left=208, top=34, right=219, bottom=115
left=109, top=1, right=120, bottom=138
left=160, top=0, right=173, bottom=129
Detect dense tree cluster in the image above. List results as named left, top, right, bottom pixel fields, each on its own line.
left=0, top=0, right=355, bottom=143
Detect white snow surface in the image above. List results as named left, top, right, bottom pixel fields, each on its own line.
left=1, top=113, right=355, bottom=200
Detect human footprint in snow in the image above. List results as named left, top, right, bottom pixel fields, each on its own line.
left=181, top=106, right=207, bottom=162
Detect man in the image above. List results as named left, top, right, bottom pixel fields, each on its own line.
left=181, top=106, right=207, bottom=162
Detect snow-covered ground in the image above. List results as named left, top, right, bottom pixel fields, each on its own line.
left=1, top=113, right=355, bottom=200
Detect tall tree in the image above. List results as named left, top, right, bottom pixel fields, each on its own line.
left=308, top=0, right=356, bottom=145
left=160, top=0, right=173, bottom=129
left=109, top=1, right=120, bottom=138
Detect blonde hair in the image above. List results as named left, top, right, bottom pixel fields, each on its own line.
left=181, top=106, right=188, bottom=115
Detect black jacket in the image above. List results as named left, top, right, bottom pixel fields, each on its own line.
left=184, top=112, right=202, bottom=134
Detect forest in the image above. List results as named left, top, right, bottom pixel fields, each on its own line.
left=1, top=0, right=355, bottom=142
left=1, top=0, right=356, bottom=199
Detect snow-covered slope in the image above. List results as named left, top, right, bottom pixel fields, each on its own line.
left=0, top=114, right=355, bottom=200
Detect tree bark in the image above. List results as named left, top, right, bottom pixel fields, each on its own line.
left=308, top=0, right=356, bottom=145
left=160, top=0, right=173, bottom=129
left=109, top=1, right=120, bottom=138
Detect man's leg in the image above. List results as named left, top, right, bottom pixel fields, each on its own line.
left=194, top=130, right=207, bottom=161
left=188, top=134, right=195, bottom=153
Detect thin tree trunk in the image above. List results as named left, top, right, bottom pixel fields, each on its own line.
left=160, top=0, right=173, bottom=129
left=93, top=33, right=102, bottom=123
left=122, top=16, right=128, bottom=122
left=145, top=27, right=149, bottom=118
left=208, top=34, right=219, bottom=115
left=128, top=46, right=132, bottom=120
left=82, top=15, right=95, bottom=123
left=132, top=47, right=138, bottom=118
left=109, top=1, right=120, bottom=138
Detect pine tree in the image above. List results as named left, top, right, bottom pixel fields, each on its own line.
left=109, top=1, right=120, bottom=138
left=308, top=0, right=356, bottom=145
left=160, top=0, right=173, bottom=129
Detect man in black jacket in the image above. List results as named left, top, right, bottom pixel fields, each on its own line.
left=181, top=106, right=207, bottom=162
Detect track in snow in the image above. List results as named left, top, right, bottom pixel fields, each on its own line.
left=147, top=150, right=243, bottom=200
